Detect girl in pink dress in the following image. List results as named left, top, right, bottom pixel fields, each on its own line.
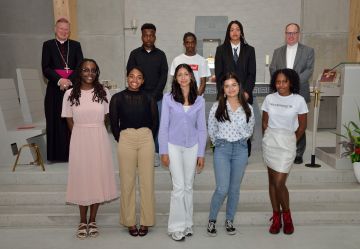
left=62, top=58, right=118, bottom=239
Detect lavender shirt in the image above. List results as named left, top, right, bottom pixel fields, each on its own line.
left=158, top=93, right=207, bottom=157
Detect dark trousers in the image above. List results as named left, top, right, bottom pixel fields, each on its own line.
left=296, top=133, right=306, bottom=158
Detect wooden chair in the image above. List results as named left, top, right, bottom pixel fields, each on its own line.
left=0, top=79, right=45, bottom=170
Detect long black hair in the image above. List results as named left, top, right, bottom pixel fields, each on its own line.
left=269, top=68, right=300, bottom=94
left=215, top=72, right=252, bottom=123
left=68, top=58, right=108, bottom=106
left=170, top=63, right=198, bottom=105
left=224, top=20, right=246, bottom=45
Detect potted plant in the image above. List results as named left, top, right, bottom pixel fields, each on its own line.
left=338, top=107, right=360, bottom=182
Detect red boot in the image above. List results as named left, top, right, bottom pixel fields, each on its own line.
left=282, top=210, right=294, bottom=234
left=269, top=211, right=281, bottom=234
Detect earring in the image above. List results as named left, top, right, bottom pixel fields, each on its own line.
left=224, top=94, right=227, bottom=98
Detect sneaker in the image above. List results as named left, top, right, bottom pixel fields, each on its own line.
left=184, top=227, right=193, bottom=236
left=207, top=220, right=217, bottom=237
left=171, top=231, right=185, bottom=241
left=225, top=220, right=236, bottom=235
left=154, top=153, right=160, bottom=167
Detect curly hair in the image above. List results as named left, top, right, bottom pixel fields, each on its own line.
left=215, top=72, right=252, bottom=123
left=170, top=64, right=198, bottom=105
left=68, top=58, right=108, bottom=106
left=269, top=68, right=300, bottom=94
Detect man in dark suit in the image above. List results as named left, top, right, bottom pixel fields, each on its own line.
left=41, top=18, right=83, bottom=162
left=269, top=23, right=315, bottom=164
left=215, top=20, right=256, bottom=156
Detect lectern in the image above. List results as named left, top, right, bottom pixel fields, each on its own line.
left=316, top=63, right=360, bottom=169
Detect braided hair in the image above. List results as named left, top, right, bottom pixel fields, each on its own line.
left=68, top=58, right=108, bottom=106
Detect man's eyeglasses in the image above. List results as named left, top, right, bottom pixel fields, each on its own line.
left=285, top=32, right=299, bottom=36
left=81, top=68, right=97, bottom=74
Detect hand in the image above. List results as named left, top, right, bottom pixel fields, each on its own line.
left=59, top=78, right=71, bottom=91
left=196, top=157, right=205, bottom=174
left=161, top=154, right=170, bottom=168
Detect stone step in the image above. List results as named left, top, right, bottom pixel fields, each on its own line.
left=1, top=183, right=360, bottom=205
left=0, top=161, right=357, bottom=186
left=1, top=202, right=360, bottom=227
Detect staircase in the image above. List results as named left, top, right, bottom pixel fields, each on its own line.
left=1, top=141, right=360, bottom=228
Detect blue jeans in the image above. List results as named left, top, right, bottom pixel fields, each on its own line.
left=209, top=139, right=248, bottom=221
left=155, top=99, right=162, bottom=153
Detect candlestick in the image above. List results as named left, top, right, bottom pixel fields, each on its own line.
left=265, top=54, right=270, bottom=65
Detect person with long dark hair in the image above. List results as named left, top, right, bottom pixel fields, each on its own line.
left=262, top=68, right=308, bottom=235
left=207, top=72, right=255, bottom=236
left=158, top=64, right=207, bottom=241
left=61, top=58, right=118, bottom=239
left=215, top=20, right=256, bottom=104
left=109, top=66, right=158, bottom=237
left=214, top=20, right=256, bottom=156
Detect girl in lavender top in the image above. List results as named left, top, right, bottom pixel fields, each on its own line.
left=158, top=63, right=207, bottom=241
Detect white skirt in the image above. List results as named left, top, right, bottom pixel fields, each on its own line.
left=262, top=127, right=296, bottom=173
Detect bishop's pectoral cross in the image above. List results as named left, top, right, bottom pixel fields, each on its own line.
left=65, top=64, right=70, bottom=73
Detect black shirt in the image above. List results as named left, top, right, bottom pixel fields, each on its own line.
left=109, top=89, right=159, bottom=142
left=126, top=46, right=168, bottom=101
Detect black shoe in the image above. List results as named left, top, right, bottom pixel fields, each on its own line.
left=207, top=220, right=217, bottom=237
left=294, top=156, right=303, bottom=164
left=225, top=220, right=236, bottom=235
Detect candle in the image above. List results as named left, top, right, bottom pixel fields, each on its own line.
left=265, top=55, right=270, bottom=65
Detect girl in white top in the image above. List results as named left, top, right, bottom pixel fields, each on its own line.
left=262, top=68, right=308, bottom=235
left=207, top=72, right=255, bottom=236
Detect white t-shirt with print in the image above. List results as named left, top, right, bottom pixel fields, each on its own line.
left=261, top=92, right=308, bottom=132
left=170, top=53, right=211, bottom=87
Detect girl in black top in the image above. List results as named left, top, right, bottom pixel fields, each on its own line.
left=109, top=66, right=158, bottom=237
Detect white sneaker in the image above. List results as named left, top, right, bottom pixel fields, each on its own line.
left=154, top=153, right=160, bottom=167
left=171, top=231, right=185, bottom=241
left=184, top=227, right=193, bottom=236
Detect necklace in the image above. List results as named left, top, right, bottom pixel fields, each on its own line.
left=54, top=40, right=70, bottom=73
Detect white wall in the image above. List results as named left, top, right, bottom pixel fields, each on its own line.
left=124, top=0, right=302, bottom=88
left=78, top=0, right=125, bottom=88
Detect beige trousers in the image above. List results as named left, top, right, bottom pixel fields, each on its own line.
left=117, top=128, right=155, bottom=227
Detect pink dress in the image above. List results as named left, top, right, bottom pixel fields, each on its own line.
left=62, top=87, right=118, bottom=205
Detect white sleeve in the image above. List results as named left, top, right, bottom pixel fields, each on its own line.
left=207, top=102, right=219, bottom=144
left=261, top=95, right=270, bottom=112
left=169, top=58, right=176, bottom=76
left=298, top=96, right=309, bottom=114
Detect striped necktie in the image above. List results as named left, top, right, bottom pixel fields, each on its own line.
left=233, top=47, right=239, bottom=62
